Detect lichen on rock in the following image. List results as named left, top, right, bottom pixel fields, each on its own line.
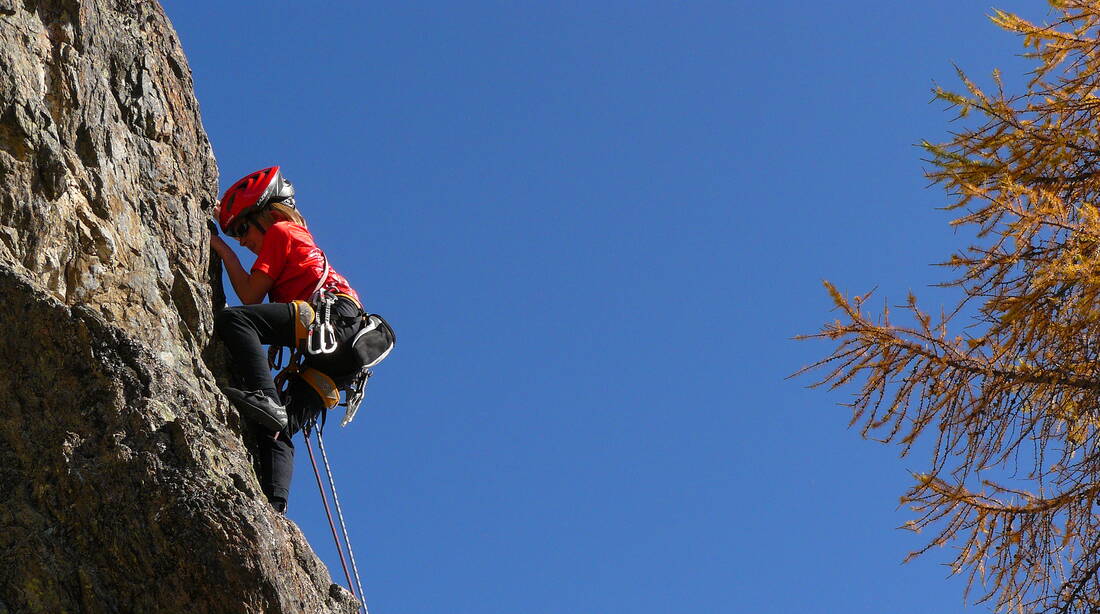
left=0, top=1, right=358, bottom=611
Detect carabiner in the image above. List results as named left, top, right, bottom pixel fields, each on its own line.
left=318, top=322, right=338, bottom=354
left=307, top=323, right=338, bottom=355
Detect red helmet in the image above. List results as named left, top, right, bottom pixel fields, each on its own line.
left=218, top=166, right=295, bottom=232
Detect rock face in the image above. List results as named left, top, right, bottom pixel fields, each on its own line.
left=0, top=1, right=358, bottom=612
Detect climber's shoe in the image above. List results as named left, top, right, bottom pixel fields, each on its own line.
left=223, top=387, right=288, bottom=432
left=268, top=496, right=287, bottom=514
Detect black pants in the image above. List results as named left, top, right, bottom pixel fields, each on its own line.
left=214, top=297, right=364, bottom=504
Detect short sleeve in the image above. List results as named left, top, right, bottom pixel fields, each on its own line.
left=252, top=222, right=291, bottom=281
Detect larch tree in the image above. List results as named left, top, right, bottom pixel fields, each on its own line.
left=797, top=3, right=1100, bottom=612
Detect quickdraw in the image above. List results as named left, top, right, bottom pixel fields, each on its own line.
left=341, top=367, right=372, bottom=427
left=306, top=289, right=339, bottom=355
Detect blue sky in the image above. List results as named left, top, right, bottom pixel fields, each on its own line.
left=161, top=2, right=1046, bottom=612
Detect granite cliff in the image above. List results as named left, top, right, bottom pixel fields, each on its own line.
left=0, top=1, right=358, bottom=611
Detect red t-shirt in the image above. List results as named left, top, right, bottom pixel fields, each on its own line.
left=252, top=221, right=360, bottom=304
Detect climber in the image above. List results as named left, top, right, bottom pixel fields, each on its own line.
left=210, top=166, right=394, bottom=513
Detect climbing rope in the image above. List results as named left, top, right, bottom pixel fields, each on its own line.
left=303, top=430, right=367, bottom=614
left=317, top=427, right=368, bottom=611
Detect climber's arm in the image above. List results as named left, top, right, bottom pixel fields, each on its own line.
left=211, top=235, right=274, bottom=305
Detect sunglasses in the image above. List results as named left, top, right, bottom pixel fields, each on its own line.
left=227, top=220, right=251, bottom=239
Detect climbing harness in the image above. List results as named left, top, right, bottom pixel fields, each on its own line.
left=272, top=251, right=395, bottom=426
left=303, top=418, right=368, bottom=614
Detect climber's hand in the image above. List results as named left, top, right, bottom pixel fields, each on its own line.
left=210, top=234, right=232, bottom=260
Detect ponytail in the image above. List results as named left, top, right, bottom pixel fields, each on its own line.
left=252, top=200, right=308, bottom=230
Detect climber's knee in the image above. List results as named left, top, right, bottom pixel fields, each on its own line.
left=214, top=306, right=243, bottom=337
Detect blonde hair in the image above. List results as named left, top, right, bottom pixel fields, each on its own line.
left=253, top=200, right=307, bottom=230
